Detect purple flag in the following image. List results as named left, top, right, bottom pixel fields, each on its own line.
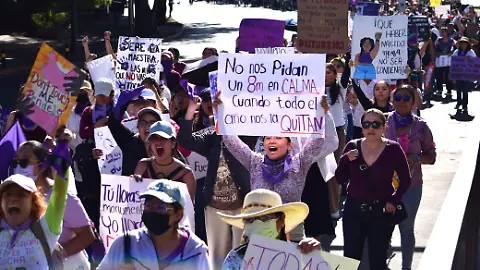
left=0, top=121, right=26, bottom=180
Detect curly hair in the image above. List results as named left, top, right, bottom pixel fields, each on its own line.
left=0, top=189, right=47, bottom=222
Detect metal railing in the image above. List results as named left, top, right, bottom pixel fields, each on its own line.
left=418, top=116, right=480, bottom=270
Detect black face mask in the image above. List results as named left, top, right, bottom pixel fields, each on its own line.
left=142, top=212, right=171, bottom=236
left=76, top=94, right=90, bottom=105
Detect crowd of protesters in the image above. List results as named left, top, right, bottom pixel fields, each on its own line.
left=1, top=0, right=479, bottom=269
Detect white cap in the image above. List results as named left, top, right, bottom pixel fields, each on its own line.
left=0, top=174, right=37, bottom=194
left=94, top=78, right=114, bottom=97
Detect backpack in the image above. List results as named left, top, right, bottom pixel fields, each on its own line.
left=0, top=221, right=57, bottom=269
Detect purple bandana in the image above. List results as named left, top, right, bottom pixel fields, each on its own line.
left=44, top=141, right=71, bottom=180
left=393, top=111, right=413, bottom=128
left=0, top=218, right=31, bottom=247
left=261, top=154, right=292, bottom=183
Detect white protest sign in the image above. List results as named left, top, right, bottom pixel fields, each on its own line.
left=86, top=54, right=115, bottom=84
left=186, top=152, right=208, bottom=179
left=122, top=119, right=139, bottom=134
left=435, top=55, right=451, bottom=67
left=217, top=53, right=326, bottom=137
left=255, top=47, right=295, bottom=54
left=242, top=235, right=330, bottom=269
left=435, top=5, right=450, bottom=18
left=116, top=36, right=163, bottom=90
left=100, top=175, right=195, bottom=251
left=351, top=15, right=408, bottom=80
left=321, top=251, right=360, bottom=270
left=94, top=126, right=123, bottom=175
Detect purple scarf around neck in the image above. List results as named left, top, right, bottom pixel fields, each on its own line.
left=261, top=154, right=292, bottom=183
left=393, top=111, right=413, bottom=128
left=0, top=218, right=31, bottom=246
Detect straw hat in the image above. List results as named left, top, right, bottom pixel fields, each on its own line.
left=217, top=189, right=309, bottom=233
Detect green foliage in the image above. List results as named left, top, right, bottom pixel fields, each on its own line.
left=31, top=10, right=68, bottom=32
left=93, top=0, right=113, bottom=8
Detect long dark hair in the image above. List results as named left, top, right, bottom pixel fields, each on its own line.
left=360, top=37, right=375, bottom=54
left=326, top=63, right=341, bottom=105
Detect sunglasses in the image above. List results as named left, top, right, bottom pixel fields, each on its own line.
left=393, top=95, right=412, bottom=102
left=361, top=121, right=384, bottom=129
left=243, top=213, right=279, bottom=224
left=10, top=159, right=30, bottom=169
left=138, top=120, right=157, bottom=127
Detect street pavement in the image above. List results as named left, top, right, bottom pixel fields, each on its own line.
left=166, top=2, right=480, bottom=269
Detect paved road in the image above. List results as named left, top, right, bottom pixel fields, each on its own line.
left=166, top=2, right=480, bottom=269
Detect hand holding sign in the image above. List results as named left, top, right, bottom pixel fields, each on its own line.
left=212, top=90, right=222, bottom=112
left=298, top=237, right=321, bottom=254
left=63, top=67, right=87, bottom=96
left=320, top=95, right=329, bottom=113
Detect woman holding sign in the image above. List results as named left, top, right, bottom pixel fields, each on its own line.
left=215, top=92, right=338, bottom=242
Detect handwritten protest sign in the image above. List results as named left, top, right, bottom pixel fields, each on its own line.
left=23, top=43, right=78, bottom=135
left=435, top=55, right=451, bottom=67
left=87, top=54, right=115, bottom=83
left=356, top=2, right=381, bottom=15
left=217, top=53, right=326, bottom=137
left=186, top=152, right=208, bottom=179
left=242, top=235, right=330, bottom=269
left=450, top=56, right=480, bottom=81
left=297, top=0, right=348, bottom=54
left=255, top=47, right=295, bottom=54
left=116, top=36, right=162, bottom=90
left=435, top=5, right=450, bottom=17
left=238, top=19, right=285, bottom=53
left=100, top=175, right=195, bottom=251
left=352, top=15, right=408, bottom=80
left=122, top=119, right=139, bottom=134
left=94, top=126, right=123, bottom=175
left=408, top=16, right=430, bottom=42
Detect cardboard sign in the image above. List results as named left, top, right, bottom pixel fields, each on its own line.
left=186, top=151, right=208, bottom=179
left=115, top=37, right=162, bottom=90
left=242, top=235, right=360, bottom=270
left=22, top=43, right=78, bottom=135
left=217, top=53, right=326, bottom=137
left=450, top=56, right=480, bottom=81
left=408, top=16, right=430, bottom=42
left=351, top=15, right=408, bottom=80
left=94, top=126, right=123, bottom=175
left=435, top=55, right=451, bottom=67
left=87, top=54, right=115, bottom=84
left=100, top=175, right=195, bottom=251
left=356, top=2, right=381, bottom=16
left=255, top=47, right=295, bottom=54
left=238, top=19, right=285, bottom=53
left=297, top=0, right=348, bottom=54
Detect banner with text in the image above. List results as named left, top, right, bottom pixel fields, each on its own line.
left=242, top=235, right=360, bottom=270
left=450, top=56, right=480, bottom=81
left=94, top=126, right=123, bottom=175
left=100, top=175, right=195, bottom=251
left=238, top=19, right=285, bottom=53
left=23, top=43, right=78, bottom=135
left=297, top=0, right=348, bottom=54
left=408, top=15, right=429, bottom=42
left=185, top=152, right=208, bottom=179
left=116, top=37, right=162, bottom=90
left=351, top=15, right=408, bottom=80
left=255, top=47, right=295, bottom=54
left=87, top=54, right=115, bottom=84
left=217, top=53, right=326, bottom=137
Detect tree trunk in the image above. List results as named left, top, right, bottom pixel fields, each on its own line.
left=134, top=0, right=156, bottom=36
left=153, top=0, right=167, bottom=26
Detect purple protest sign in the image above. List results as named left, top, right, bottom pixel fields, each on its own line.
left=449, top=56, right=480, bottom=81
left=239, top=19, right=285, bottom=53
left=408, top=24, right=418, bottom=45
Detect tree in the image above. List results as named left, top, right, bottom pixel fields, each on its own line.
left=134, top=0, right=167, bottom=37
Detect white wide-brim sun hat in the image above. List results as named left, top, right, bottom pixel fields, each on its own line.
left=217, top=189, right=309, bottom=233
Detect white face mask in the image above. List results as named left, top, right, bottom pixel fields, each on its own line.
left=244, top=219, right=279, bottom=239
left=13, top=165, right=36, bottom=180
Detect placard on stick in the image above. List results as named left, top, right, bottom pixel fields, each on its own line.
left=217, top=53, right=326, bottom=137
left=351, top=15, right=408, bottom=80
left=238, top=19, right=285, bottom=53
left=23, top=43, right=78, bottom=135
left=297, top=0, right=348, bottom=54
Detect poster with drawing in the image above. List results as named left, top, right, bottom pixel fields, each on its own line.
left=94, top=126, right=123, bottom=175
left=115, top=37, right=163, bottom=90
left=351, top=15, right=408, bottom=80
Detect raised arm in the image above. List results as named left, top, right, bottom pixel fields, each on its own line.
left=104, top=31, right=116, bottom=58
left=222, top=135, right=258, bottom=171
left=82, top=36, right=91, bottom=63
left=370, top=32, right=382, bottom=60
left=352, top=80, right=374, bottom=110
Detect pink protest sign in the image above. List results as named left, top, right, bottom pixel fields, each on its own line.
left=239, top=19, right=285, bottom=53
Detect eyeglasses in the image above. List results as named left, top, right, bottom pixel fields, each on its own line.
left=141, top=202, right=175, bottom=213
left=393, top=95, right=412, bottom=102
left=361, top=121, right=384, bottom=129
left=138, top=120, right=157, bottom=127
left=10, top=159, right=30, bottom=169
left=243, top=213, right=279, bottom=224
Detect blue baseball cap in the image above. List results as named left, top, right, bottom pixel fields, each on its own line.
left=147, top=120, right=176, bottom=140
left=140, top=180, right=184, bottom=207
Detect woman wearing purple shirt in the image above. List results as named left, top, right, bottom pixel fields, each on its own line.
left=336, top=108, right=411, bottom=270
left=385, top=85, right=436, bottom=270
